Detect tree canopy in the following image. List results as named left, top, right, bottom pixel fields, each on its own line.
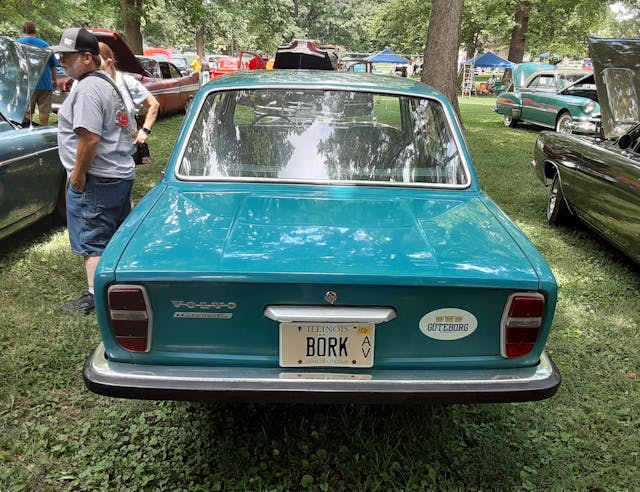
left=1, top=0, right=630, bottom=60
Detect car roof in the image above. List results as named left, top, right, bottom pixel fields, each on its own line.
left=524, top=68, right=590, bottom=86
left=202, top=69, right=445, bottom=99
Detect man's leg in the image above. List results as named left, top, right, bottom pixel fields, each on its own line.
left=84, top=256, right=101, bottom=293
left=60, top=255, right=98, bottom=314
left=37, top=91, right=53, bottom=126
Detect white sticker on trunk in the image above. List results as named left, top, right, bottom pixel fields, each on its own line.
left=419, top=308, right=478, bottom=340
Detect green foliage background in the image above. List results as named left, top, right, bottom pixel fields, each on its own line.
left=0, top=0, right=635, bottom=58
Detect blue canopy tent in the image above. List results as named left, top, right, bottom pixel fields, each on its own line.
left=461, top=52, right=514, bottom=96
left=364, top=48, right=410, bottom=65
left=464, top=51, right=514, bottom=69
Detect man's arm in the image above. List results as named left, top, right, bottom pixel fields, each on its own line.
left=70, top=128, right=100, bottom=191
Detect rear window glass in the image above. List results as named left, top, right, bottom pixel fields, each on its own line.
left=178, top=89, right=469, bottom=187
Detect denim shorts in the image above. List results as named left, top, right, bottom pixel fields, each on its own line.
left=67, top=174, right=134, bottom=256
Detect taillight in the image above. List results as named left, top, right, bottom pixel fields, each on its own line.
left=108, top=285, right=151, bottom=352
left=501, top=293, right=545, bottom=358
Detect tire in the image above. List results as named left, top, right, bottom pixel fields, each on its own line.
left=504, top=114, right=517, bottom=128
left=555, top=112, right=573, bottom=133
left=547, top=173, right=572, bottom=225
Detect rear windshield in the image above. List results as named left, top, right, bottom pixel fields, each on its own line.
left=177, top=89, right=469, bottom=187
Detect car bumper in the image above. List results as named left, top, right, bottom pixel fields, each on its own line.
left=83, top=343, right=561, bottom=404
left=571, top=116, right=599, bottom=134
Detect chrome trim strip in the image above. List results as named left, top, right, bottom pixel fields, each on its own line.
left=150, top=83, right=200, bottom=96
left=264, top=306, right=397, bottom=323
left=83, top=344, right=561, bottom=403
left=0, top=146, right=59, bottom=167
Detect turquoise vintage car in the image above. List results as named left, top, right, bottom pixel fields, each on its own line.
left=84, top=71, right=560, bottom=403
left=533, top=38, right=640, bottom=264
left=0, top=37, right=66, bottom=241
left=494, top=66, right=600, bottom=134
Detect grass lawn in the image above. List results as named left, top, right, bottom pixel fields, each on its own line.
left=1, top=98, right=638, bottom=491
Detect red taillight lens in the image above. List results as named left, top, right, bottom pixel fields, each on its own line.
left=108, top=286, right=151, bottom=352
left=502, top=293, right=544, bottom=358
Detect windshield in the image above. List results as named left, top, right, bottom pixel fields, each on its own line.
left=178, top=89, right=469, bottom=187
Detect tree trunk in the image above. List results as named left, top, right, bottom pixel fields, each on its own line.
left=421, top=0, right=465, bottom=121
left=120, top=0, right=144, bottom=54
left=507, top=1, right=531, bottom=63
left=195, top=27, right=205, bottom=58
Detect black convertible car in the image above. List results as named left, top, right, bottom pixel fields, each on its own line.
left=532, top=37, right=640, bottom=264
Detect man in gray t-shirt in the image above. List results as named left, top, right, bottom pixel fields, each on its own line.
left=53, top=27, right=137, bottom=315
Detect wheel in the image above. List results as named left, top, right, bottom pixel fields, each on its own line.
left=503, top=114, right=517, bottom=128
left=546, top=174, right=572, bottom=225
left=555, top=112, right=573, bottom=133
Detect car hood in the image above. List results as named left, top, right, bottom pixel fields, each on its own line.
left=589, top=37, right=640, bottom=139
left=111, top=187, right=541, bottom=287
left=0, top=36, right=51, bottom=123
left=86, top=28, right=145, bottom=76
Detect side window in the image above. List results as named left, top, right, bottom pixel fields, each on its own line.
left=159, top=63, right=171, bottom=79
left=527, top=76, right=542, bottom=89
left=538, top=75, right=556, bottom=89
left=168, top=63, right=182, bottom=78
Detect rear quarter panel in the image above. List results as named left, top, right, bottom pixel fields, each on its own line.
left=495, top=92, right=522, bottom=116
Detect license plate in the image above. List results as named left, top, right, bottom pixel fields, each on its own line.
left=279, top=323, right=375, bottom=368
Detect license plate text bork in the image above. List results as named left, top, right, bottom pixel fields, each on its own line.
left=279, top=323, right=375, bottom=368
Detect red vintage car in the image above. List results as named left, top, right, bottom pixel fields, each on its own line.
left=53, top=28, right=200, bottom=116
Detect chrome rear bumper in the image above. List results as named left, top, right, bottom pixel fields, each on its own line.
left=84, top=343, right=561, bottom=404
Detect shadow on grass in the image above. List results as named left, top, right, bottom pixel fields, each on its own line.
left=172, top=401, right=534, bottom=489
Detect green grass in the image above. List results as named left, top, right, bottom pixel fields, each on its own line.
left=1, top=100, right=638, bottom=491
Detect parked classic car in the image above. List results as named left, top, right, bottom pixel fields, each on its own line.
left=494, top=67, right=600, bottom=133
left=274, top=39, right=337, bottom=70
left=209, top=55, right=241, bottom=78
left=533, top=37, right=640, bottom=264
left=53, top=28, right=199, bottom=116
left=0, top=37, right=66, bottom=241
left=143, top=47, right=189, bottom=76
left=136, top=55, right=186, bottom=81
left=83, top=70, right=560, bottom=404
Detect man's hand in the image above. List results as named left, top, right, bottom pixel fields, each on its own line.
left=69, top=170, right=86, bottom=191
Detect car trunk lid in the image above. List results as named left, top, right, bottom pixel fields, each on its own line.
left=114, top=185, right=539, bottom=287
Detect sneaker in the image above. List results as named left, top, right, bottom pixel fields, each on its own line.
left=61, top=291, right=95, bottom=315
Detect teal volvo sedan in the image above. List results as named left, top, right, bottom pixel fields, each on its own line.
left=84, top=71, right=561, bottom=403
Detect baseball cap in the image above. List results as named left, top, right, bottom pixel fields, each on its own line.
left=52, top=27, right=99, bottom=55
